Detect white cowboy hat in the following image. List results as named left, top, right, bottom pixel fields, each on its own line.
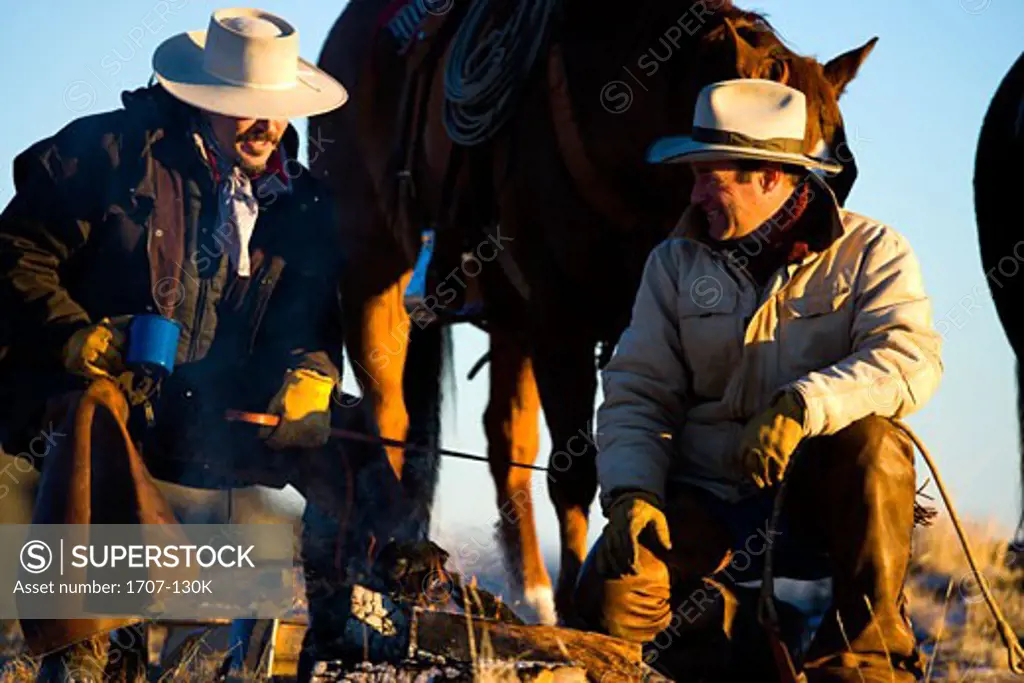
left=152, top=7, right=348, bottom=120
left=646, top=79, right=842, bottom=174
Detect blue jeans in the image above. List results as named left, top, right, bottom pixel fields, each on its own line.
left=682, top=484, right=830, bottom=585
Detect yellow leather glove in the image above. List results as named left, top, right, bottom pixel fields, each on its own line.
left=595, top=492, right=673, bottom=578
left=735, top=391, right=807, bottom=489
left=61, top=318, right=128, bottom=380
left=261, top=368, right=334, bottom=450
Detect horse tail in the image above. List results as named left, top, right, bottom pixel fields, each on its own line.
left=399, top=322, right=456, bottom=537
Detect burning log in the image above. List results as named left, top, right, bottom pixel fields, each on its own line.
left=312, top=539, right=665, bottom=681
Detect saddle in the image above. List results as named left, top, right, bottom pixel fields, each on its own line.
left=364, top=0, right=550, bottom=328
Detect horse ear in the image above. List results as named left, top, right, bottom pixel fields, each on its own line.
left=722, top=17, right=760, bottom=76
left=823, top=37, right=878, bottom=97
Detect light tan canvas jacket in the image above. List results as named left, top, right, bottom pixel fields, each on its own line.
left=596, top=176, right=943, bottom=508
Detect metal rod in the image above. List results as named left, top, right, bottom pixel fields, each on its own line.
left=224, top=409, right=550, bottom=472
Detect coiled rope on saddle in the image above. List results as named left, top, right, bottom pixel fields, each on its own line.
left=442, top=0, right=560, bottom=146
left=758, top=419, right=1024, bottom=682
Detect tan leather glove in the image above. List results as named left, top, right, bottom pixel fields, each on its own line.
left=61, top=318, right=128, bottom=380
left=261, top=368, right=334, bottom=450
left=595, top=492, right=673, bottom=578
left=735, top=390, right=807, bottom=489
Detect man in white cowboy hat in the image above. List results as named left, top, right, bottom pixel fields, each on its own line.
left=573, top=79, right=943, bottom=682
left=0, top=8, right=405, bottom=681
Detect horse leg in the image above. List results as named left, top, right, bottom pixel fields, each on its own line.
left=483, top=328, right=554, bottom=624
left=346, top=269, right=415, bottom=482
left=531, top=331, right=598, bottom=623
left=346, top=270, right=448, bottom=541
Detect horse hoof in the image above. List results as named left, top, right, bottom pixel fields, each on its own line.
left=525, top=585, right=557, bottom=626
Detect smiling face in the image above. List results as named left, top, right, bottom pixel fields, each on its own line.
left=204, top=112, right=289, bottom=174
left=689, top=160, right=799, bottom=241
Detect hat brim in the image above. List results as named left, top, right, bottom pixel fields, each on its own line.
left=647, top=135, right=843, bottom=175
left=152, top=31, right=348, bottom=120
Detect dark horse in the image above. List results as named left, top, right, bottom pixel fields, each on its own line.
left=975, top=51, right=1024, bottom=550
left=310, top=0, right=876, bottom=624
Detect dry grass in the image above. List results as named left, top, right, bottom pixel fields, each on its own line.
left=908, top=513, right=1024, bottom=680
left=0, top=621, right=30, bottom=683
left=0, top=658, right=36, bottom=683
left=0, top=621, right=263, bottom=683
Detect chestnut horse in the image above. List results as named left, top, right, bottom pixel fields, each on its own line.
left=975, top=52, right=1024, bottom=550
left=310, top=0, right=876, bottom=624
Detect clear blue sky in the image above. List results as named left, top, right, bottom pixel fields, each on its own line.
left=0, top=1, right=1021, bottom=567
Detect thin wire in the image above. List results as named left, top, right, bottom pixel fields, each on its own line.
left=893, top=420, right=1024, bottom=674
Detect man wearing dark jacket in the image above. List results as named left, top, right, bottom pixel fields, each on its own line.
left=0, top=8, right=379, bottom=681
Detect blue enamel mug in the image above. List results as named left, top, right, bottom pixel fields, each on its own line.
left=125, top=314, right=183, bottom=375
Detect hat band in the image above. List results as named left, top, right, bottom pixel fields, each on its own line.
left=691, top=126, right=805, bottom=155
left=203, top=65, right=299, bottom=91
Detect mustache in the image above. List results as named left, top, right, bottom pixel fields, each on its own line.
left=237, top=129, right=281, bottom=144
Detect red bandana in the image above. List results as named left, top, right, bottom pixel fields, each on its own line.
left=711, top=180, right=815, bottom=287
left=198, top=136, right=288, bottom=187
left=760, top=180, right=812, bottom=262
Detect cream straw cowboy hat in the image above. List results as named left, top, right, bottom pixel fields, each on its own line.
left=152, top=7, right=347, bottom=120
left=647, top=79, right=842, bottom=174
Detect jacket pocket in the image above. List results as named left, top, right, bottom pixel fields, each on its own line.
left=779, top=280, right=853, bottom=380
left=782, top=280, right=852, bottom=319
left=677, top=283, right=743, bottom=398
